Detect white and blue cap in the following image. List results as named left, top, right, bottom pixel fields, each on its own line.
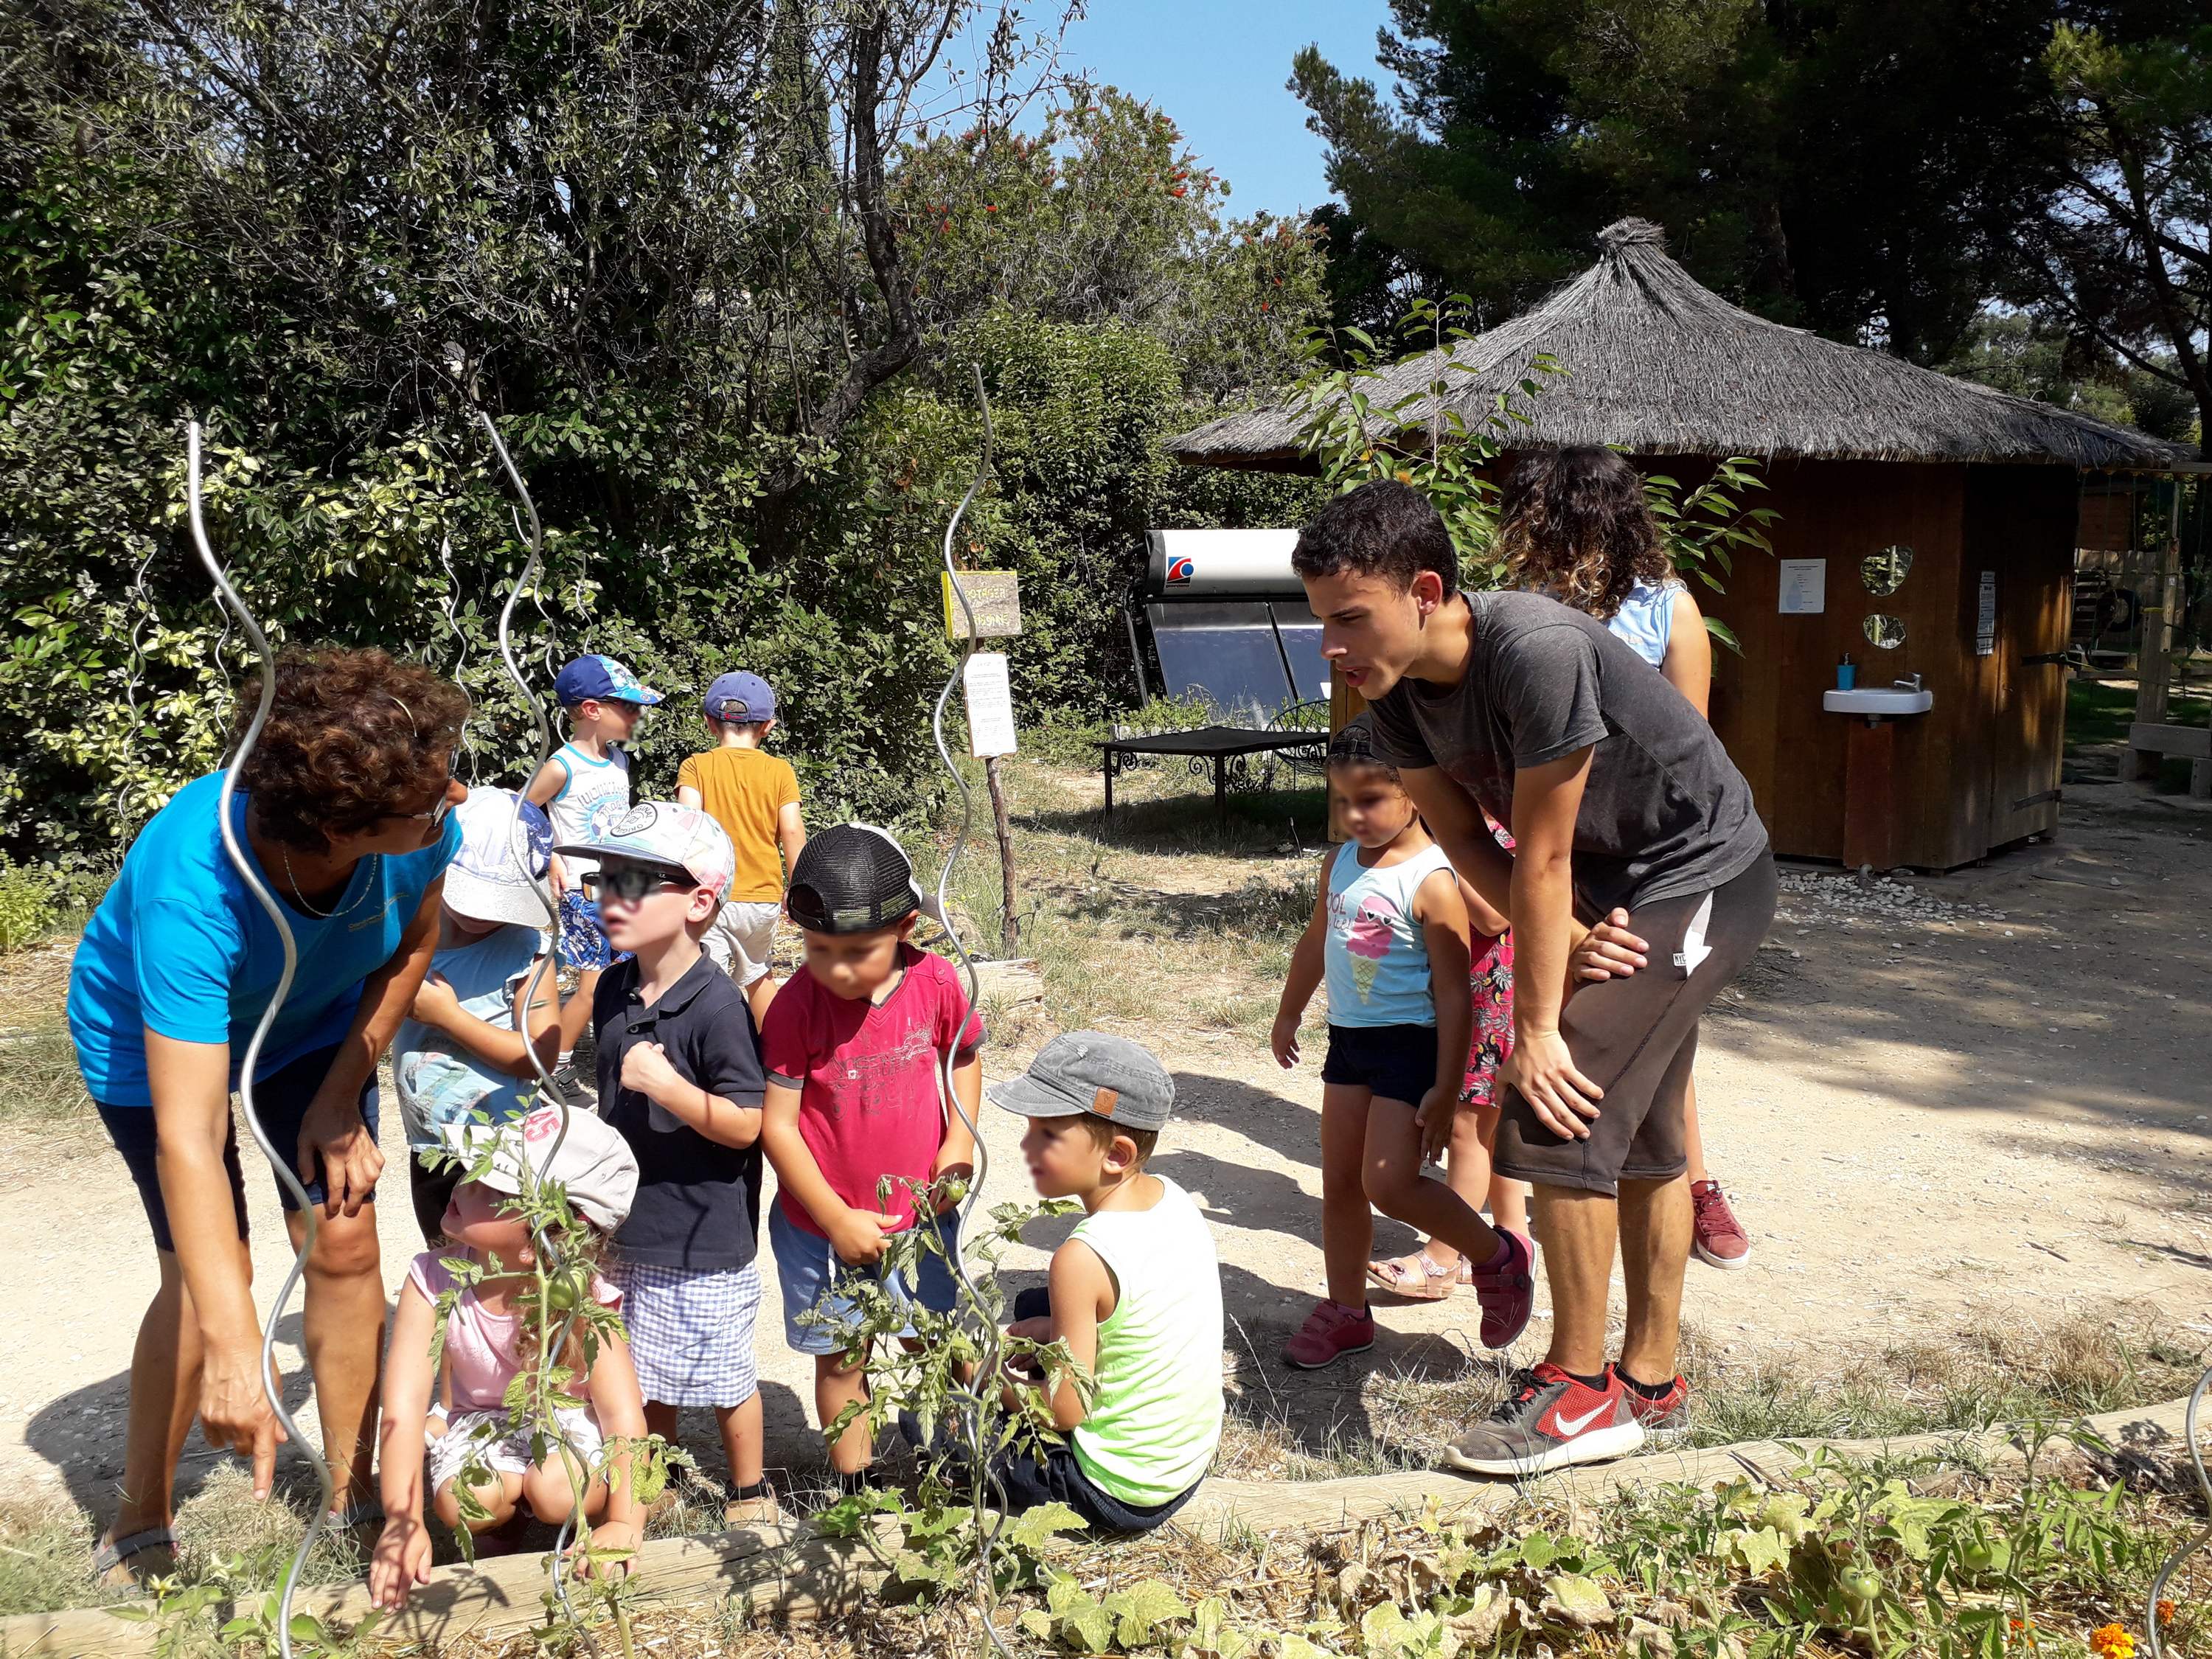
left=443, top=788, right=554, bottom=928
left=554, top=654, right=663, bottom=708
left=989, top=1030, right=1176, bottom=1133
left=555, top=800, right=737, bottom=903
left=704, top=670, right=776, bottom=724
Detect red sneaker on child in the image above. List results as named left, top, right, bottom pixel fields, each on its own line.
left=1282, top=1299, right=1377, bottom=1370
left=1690, top=1180, right=1751, bottom=1270
left=1470, top=1228, right=1534, bottom=1349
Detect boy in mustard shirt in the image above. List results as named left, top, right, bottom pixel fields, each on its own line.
left=676, top=672, right=805, bottom=1025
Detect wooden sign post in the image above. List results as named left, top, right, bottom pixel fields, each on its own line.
left=947, top=573, right=1023, bottom=957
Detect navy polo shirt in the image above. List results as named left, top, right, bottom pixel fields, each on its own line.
left=591, top=953, right=768, bottom=1271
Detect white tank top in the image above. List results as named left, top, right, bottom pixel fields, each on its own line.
left=546, top=742, right=631, bottom=879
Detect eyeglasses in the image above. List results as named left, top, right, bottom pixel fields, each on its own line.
left=582, top=863, right=693, bottom=903
left=397, top=779, right=456, bottom=830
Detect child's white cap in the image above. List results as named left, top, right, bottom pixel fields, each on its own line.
left=439, top=1102, right=639, bottom=1232
left=443, top=789, right=554, bottom=928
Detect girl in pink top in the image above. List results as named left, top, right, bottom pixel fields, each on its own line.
left=369, top=1106, right=651, bottom=1610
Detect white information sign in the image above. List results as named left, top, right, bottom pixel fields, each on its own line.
left=1778, top=559, right=1826, bottom=614
left=963, top=652, right=1018, bottom=758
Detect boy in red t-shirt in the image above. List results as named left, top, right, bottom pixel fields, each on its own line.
left=759, top=824, right=983, bottom=1487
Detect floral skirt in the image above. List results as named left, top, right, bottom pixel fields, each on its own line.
left=1461, top=931, right=1515, bottom=1108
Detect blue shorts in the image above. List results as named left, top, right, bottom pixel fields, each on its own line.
left=96, top=1043, right=381, bottom=1253
left=1321, top=1023, right=1439, bottom=1107
left=557, top=890, right=630, bottom=972
left=769, top=1200, right=962, bottom=1356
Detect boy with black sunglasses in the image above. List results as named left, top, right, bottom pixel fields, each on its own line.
left=556, top=802, right=779, bottom=1524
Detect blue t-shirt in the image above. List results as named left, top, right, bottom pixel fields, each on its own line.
left=390, top=922, right=546, bottom=1149
left=69, top=773, right=463, bottom=1107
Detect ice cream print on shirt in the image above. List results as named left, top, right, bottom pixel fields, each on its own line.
left=1334, top=893, right=1405, bottom=1004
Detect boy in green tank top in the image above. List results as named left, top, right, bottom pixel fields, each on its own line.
left=986, top=1032, right=1223, bottom=1531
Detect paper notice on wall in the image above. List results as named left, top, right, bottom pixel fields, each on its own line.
left=1976, top=570, right=1997, bottom=655
left=963, top=652, right=1018, bottom=757
left=1778, top=560, right=1826, bottom=614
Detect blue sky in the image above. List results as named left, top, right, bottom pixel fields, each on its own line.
left=1055, top=1, right=1398, bottom=220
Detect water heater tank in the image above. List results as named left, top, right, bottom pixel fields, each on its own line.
left=1145, top=529, right=1304, bottom=599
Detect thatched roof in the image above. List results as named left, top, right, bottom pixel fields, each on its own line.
left=1166, top=219, right=2182, bottom=472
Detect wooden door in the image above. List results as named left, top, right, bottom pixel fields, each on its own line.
left=1971, top=467, right=2076, bottom=849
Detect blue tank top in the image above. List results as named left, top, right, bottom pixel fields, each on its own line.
left=1324, top=841, right=1451, bottom=1028
left=1606, top=578, right=1684, bottom=669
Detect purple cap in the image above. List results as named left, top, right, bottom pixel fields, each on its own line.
left=703, top=671, right=776, bottom=724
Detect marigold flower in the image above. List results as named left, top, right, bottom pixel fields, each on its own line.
left=2157, top=1601, right=2175, bottom=1624
left=2090, top=1624, right=2135, bottom=1659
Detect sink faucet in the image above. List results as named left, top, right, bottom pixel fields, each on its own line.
left=1893, top=672, right=1922, bottom=692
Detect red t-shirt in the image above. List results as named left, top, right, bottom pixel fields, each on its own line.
left=759, top=945, right=984, bottom=1237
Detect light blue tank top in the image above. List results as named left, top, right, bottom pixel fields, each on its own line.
left=1324, top=841, right=1451, bottom=1028
left=1606, top=578, right=1684, bottom=669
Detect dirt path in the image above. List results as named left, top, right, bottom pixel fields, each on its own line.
left=4, top=768, right=2210, bottom=1518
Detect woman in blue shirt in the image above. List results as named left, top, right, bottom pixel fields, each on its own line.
left=69, top=649, right=470, bottom=1584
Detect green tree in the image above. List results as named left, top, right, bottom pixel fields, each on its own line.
left=2010, top=15, right=2212, bottom=456
left=1293, top=0, right=2071, bottom=363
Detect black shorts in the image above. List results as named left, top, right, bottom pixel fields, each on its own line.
left=95, top=1043, right=381, bottom=1254
left=1496, top=854, right=1777, bottom=1197
left=1321, top=1023, right=1439, bottom=1106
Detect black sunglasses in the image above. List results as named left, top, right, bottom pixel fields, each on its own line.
left=582, top=862, right=694, bottom=903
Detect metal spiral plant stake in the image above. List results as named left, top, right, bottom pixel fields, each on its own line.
left=436, top=532, right=482, bottom=783
left=473, top=407, right=604, bottom=1644
left=184, top=422, right=329, bottom=1659
left=2147, top=1363, right=2210, bottom=1659
left=928, top=366, right=1018, bottom=1655
left=119, top=548, right=159, bottom=832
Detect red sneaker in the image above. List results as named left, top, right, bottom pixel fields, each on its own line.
left=1609, top=1366, right=1689, bottom=1436
left=1441, top=1363, right=1645, bottom=1477
left=1691, top=1180, right=1751, bottom=1270
left=1470, top=1228, right=1535, bottom=1349
left=1282, top=1299, right=1377, bottom=1370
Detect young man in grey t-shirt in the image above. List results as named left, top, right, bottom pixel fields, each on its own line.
left=1295, top=479, right=1775, bottom=1477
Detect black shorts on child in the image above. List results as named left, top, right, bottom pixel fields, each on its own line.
left=1321, top=1023, right=1438, bottom=1106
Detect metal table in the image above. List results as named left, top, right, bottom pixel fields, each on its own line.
left=1099, top=725, right=1326, bottom=821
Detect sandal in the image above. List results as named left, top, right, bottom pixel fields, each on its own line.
left=93, top=1526, right=177, bottom=1589
left=1365, top=1250, right=1460, bottom=1301
left=723, top=1483, right=782, bottom=1527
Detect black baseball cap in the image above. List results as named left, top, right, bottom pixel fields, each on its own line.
left=786, top=822, right=944, bottom=936
left=990, top=1031, right=1176, bottom=1133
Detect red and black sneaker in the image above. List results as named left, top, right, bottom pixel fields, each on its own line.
left=1441, top=1363, right=1646, bottom=1477
left=1610, top=1365, right=1689, bottom=1438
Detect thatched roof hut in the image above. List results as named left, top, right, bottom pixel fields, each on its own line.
left=1166, top=218, right=2179, bottom=473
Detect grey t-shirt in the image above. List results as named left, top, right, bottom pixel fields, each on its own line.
left=1366, top=591, right=1767, bottom=915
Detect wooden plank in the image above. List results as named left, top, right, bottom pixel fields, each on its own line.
left=2131, top=491, right=2183, bottom=779
left=2131, top=722, right=2212, bottom=759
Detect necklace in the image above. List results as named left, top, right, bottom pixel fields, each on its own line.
left=279, top=843, right=372, bottom=922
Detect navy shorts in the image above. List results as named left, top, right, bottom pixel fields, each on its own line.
left=96, top=1043, right=381, bottom=1253
left=1321, top=1023, right=1439, bottom=1106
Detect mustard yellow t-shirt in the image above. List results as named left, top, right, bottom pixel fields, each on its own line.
left=676, top=747, right=801, bottom=902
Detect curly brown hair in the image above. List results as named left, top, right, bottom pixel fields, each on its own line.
left=1497, top=447, right=1672, bottom=622
left=237, top=648, right=470, bottom=850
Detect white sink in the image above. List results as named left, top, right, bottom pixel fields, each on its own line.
left=1825, top=686, right=1933, bottom=716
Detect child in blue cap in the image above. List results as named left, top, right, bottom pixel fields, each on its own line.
left=524, top=655, right=662, bottom=1062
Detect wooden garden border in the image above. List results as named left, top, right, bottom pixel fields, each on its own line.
left=3, top=1392, right=2197, bottom=1658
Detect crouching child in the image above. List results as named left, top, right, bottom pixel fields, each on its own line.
left=989, top=1032, right=1222, bottom=1532
left=369, top=1105, right=650, bottom=1610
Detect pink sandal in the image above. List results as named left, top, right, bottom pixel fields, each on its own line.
left=1366, top=1249, right=1465, bottom=1301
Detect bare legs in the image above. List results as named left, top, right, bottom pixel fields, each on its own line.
left=1530, top=1173, right=1691, bottom=1380
left=285, top=1205, right=386, bottom=1514
left=102, top=1249, right=221, bottom=1577
left=641, top=1397, right=763, bottom=1494
left=1321, top=1085, right=1501, bottom=1309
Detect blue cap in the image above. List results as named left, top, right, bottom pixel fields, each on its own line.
left=554, top=655, right=662, bottom=708
left=703, top=670, right=776, bottom=724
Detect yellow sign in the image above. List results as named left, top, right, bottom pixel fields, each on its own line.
left=942, top=570, right=1021, bottom=639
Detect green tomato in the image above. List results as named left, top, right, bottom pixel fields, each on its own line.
left=1961, top=1542, right=1997, bottom=1573
left=1840, top=1568, right=1882, bottom=1606
left=543, top=1269, right=587, bottom=1313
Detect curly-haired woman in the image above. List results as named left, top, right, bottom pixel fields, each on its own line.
left=68, top=649, right=470, bottom=1583
left=1496, top=447, right=1750, bottom=1275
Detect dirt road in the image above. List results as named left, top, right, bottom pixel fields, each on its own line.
left=4, top=770, right=2208, bottom=1516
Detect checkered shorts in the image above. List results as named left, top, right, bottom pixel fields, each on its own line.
left=606, top=1257, right=762, bottom=1408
